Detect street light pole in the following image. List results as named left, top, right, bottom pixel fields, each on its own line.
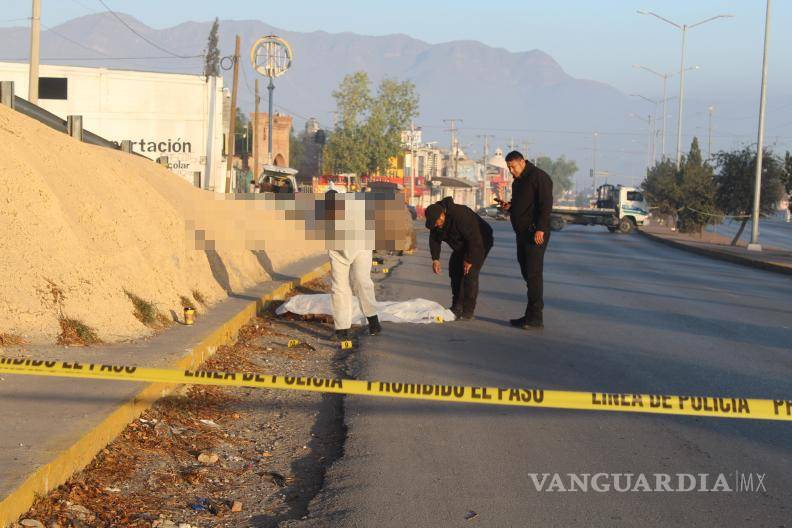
left=630, top=112, right=654, bottom=172
left=660, top=74, right=668, bottom=158
left=267, top=76, right=274, bottom=164
left=637, top=10, right=733, bottom=168
left=592, top=132, right=598, bottom=198
left=634, top=65, right=696, bottom=160
left=748, top=0, right=772, bottom=252
left=676, top=25, right=687, bottom=168
left=707, top=105, right=715, bottom=160
left=630, top=94, right=659, bottom=166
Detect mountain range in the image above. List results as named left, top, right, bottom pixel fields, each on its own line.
left=0, top=14, right=658, bottom=184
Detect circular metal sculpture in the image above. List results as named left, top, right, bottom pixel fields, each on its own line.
left=250, top=35, right=293, bottom=78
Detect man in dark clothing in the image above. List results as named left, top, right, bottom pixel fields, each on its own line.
left=497, top=151, right=553, bottom=329
left=424, top=196, right=494, bottom=320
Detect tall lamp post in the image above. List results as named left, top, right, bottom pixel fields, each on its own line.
left=630, top=94, right=659, bottom=166
left=748, top=0, right=772, bottom=252
left=251, top=36, right=293, bottom=165
left=633, top=64, right=699, bottom=160
left=637, top=10, right=733, bottom=168
left=707, top=105, right=715, bottom=160
left=629, top=111, right=655, bottom=171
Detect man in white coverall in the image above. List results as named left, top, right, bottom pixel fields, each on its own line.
left=324, top=190, right=381, bottom=341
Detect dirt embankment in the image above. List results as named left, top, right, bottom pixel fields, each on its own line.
left=17, top=278, right=348, bottom=528
left=0, top=104, right=323, bottom=344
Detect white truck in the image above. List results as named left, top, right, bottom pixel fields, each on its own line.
left=550, top=184, right=650, bottom=234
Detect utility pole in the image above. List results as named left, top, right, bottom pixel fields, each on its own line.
left=522, top=140, right=532, bottom=162
left=749, top=0, right=772, bottom=252
left=409, top=121, right=417, bottom=206
left=443, top=118, right=462, bottom=179
left=707, top=105, right=714, bottom=160
left=28, top=0, right=41, bottom=103
left=225, top=35, right=241, bottom=193
left=253, top=78, right=260, bottom=185
left=477, top=134, right=494, bottom=207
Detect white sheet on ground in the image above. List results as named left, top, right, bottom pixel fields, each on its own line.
left=276, top=294, right=455, bottom=324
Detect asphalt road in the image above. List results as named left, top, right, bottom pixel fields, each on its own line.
left=308, top=221, right=792, bottom=527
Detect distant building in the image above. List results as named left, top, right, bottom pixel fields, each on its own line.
left=0, top=61, right=225, bottom=191
left=400, top=128, right=422, bottom=147
left=305, top=117, right=320, bottom=137
left=251, top=112, right=293, bottom=176
left=389, top=139, right=444, bottom=208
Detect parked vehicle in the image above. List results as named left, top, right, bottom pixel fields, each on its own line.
left=477, top=205, right=508, bottom=220
left=550, top=184, right=650, bottom=234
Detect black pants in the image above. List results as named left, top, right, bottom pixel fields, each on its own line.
left=516, top=232, right=550, bottom=317
left=449, top=245, right=491, bottom=315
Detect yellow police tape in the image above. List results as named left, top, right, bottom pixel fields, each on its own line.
left=1, top=357, right=791, bottom=422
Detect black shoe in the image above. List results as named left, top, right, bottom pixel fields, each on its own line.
left=509, top=316, right=527, bottom=327
left=510, top=315, right=543, bottom=329
left=459, top=312, right=475, bottom=321
left=450, top=306, right=463, bottom=318
left=525, top=316, right=544, bottom=328
left=367, top=315, right=382, bottom=335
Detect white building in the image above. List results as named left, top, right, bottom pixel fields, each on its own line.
left=0, top=62, right=226, bottom=192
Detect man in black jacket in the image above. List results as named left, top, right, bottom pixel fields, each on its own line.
left=498, top=151, right=553, bottom=328
left=424, top=196, right=494, bottom=320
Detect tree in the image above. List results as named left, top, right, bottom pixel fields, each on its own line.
left=677, top=137, right=718, bottom=234
left=575, top=191, right=589, bottom=208
left=641, top=158, right=682, bottom=227
left=714, top=146, right=785, bottom=245
left=203, top=18, right=220, bottom=81
left=234, top=109, right=249, bottom=156
left=290, top=129, right=323, bottom=178
left=535, top=155, right=578, bottom=200
left=782, top=151, right=792, bottom=200
left=324, top=72, right=371, bottom=175
left=324, top=72, right=419, bottom=177
left=290, top=131, right=306, bottom=173
left=365, top=78, right=419, bottom=174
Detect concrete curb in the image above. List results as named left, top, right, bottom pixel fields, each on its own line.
left=0, top=261, right=330, bottom=527
left=638, top=229, right=792, bottom=277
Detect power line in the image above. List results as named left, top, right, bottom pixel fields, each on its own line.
left=96, top=0, right=196, bottom=59
left=0, top=56, right=202, bottom=61
left=69, top=0, right=100, bottom=13
left=42, top=23, right=110, bottom=57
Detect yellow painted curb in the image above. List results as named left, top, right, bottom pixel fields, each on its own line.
left=0, top=261, right=330, bottom=527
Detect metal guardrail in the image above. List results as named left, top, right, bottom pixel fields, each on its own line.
left=13, top=95, right=67, bottom=134
left=11, top=94, right=149, bottom=158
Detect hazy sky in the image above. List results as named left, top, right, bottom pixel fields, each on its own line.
left=2, top=0, right=790, bottom=183
left=2, top=0, right=789, bottom=97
